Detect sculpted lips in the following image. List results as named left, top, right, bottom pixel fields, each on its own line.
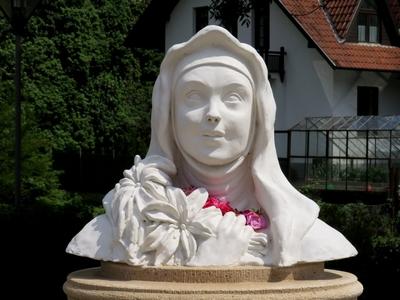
left=203, top=130, right=225, bottom=137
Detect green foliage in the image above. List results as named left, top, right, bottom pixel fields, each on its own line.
left=0, top=99, right=64, bottom=204
left=209, top=0, right=253, bottom=35
left=298, top=184, right=321, bottom=199
left=318, top=202, right=393, bottom=246
left=318, top=202, right=400, bottom=269
left=19, top=0, right=152, bottom=154
left=42, top=191, right=105, bottom=219
left=0, top=0, right=158, bottom=205
left=371, top=232, right=400, bottom=275
left=308, top=159, right=388, bottom=188
left=1, top=0, right=153, bottom=154
left=319, top=202, right=400, bottom=298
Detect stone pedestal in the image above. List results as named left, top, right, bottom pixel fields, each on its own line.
left=64, top=262, right=363, bottom=300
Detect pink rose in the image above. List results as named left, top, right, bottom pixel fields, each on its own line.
left=216, top=200, right=235, bottom=215
left=242, top=210, right=268, bottom=230
left=186, top=188, right=269, bottom=229
left=203, top=196, right=235, bottom=215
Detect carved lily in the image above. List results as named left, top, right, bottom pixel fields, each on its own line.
left=140, top=187, right=220, bottom=265
left=103, top=155, right=176, bottom=253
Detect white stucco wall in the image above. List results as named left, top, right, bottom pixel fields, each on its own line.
left=165, top=0, right=252, bottom=50
left=332, top=70, right=400, bottom=116
left=269, top=2, right=400, bottom=129
left=380, top=74, right=400, bottom=115
left=269, top=2, right=334, bottom=130
left=165, top=0, right=209, bottom=50
left=165, top=1, right=400, bottom=130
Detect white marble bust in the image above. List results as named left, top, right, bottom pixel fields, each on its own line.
left=66, top=25, right=357, bottom=267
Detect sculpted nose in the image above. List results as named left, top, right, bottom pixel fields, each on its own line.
left=206, top=99, right=221, bottom=123
left=206, top=114, right=221, bottom=123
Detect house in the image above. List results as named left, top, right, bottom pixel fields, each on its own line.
left=129, top=0, right=400, bottom=130
left=128, top=0, right=400, bottom=196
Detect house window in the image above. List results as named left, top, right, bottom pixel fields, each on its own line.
left=358, top=13, right=379, bottom=42
left=254, top=0, right=270, bottom=56
left=357, top=0, right=379, bottom=43
left=194, top=6, right=209, bottom=33
left=357, top=86, right=379, bottom=116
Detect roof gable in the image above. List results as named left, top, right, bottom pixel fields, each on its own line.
left=278, top=0, right=400, bottom=72
left=324, top=0, right=360, bottom=39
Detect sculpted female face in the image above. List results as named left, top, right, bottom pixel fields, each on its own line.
left=173, top=64, right=253, bottom=166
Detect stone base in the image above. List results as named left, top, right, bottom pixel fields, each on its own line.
left=63, top=262, right=363, bottom=300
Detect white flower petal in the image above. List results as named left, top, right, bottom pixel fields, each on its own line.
left=102, top=189, right=114, bottom=219
left=187, top=222, right=214, bottom=238
left=154, top=227, right=181, bottom=265
left=143, top=181, right=168, bottom=202
left=166, top=187, right=188, bottom=219
left=140, top=223, right=171, bottom=252
left=186, top=188, right=208, bottom=220
left=126, top=203, right=143, bottom=245
left=134, top=155, right=141, bottom=165
left=141, top=155, right=177, bottom=175
left=180, top=229, right=197, bottom=261
left=168, top=187, right=188, bottom=221
left=127, top=215, right=139, bottom=245
left=141, top=201, right=179, bottom=224
left=189, top=207, right=222, bottom=238
left=120, top=174, right=136, bottom=186
left=142, top=167, right=173, bottom=186
left=135, top=187, right=156, bottom=212
left=111, top=187, right=137, bottom=239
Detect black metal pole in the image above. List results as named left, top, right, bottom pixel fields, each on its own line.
left=366, top=130, right=369, bottom=192
left=15, top=32, right=22, bottom=206
left=325, top=130, right=329, bottom=190
left=1, top=0, right=43, bottom=206
left=345, top=130, right=349, bottom=191
left=287, top=130, right=291, bottom=178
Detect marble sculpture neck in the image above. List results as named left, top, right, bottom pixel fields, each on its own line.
left=175, top=153, right=259, bottom=211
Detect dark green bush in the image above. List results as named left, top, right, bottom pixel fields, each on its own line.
left=317, top=201, right=399, bottom=299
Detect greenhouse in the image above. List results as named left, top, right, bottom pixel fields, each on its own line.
left=275, top=116, right=400, bottom=199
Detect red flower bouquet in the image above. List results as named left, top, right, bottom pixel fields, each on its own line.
left=184, top=186, right=268, bottom=231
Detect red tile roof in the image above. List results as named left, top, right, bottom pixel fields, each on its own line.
left=324, top=0, right=359, bottom=38
left=278, top=0, right=400, bottom=72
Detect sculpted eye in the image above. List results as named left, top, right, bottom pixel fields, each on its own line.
left=185, top=90, right=203, bottom=102
left=223, top=92, right=243, bottom=104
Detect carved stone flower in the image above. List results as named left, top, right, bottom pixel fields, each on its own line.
left=140, top=187, right=221, bottom=265
left=103, top=155, right=176, bottom=262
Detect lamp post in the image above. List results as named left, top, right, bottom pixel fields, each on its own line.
left=0, top=0, right=42, bottom=206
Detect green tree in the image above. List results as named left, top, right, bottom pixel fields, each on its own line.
left=209, top=0, right=253, bottom=37
left=20, top=0, right=153, bottom=155
left=0, top=0, right=160, bottom=204
left=0, top=95, right=65, bottom=204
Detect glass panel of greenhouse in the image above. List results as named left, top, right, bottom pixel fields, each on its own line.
left=280, top=116, right=400, bottom=195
